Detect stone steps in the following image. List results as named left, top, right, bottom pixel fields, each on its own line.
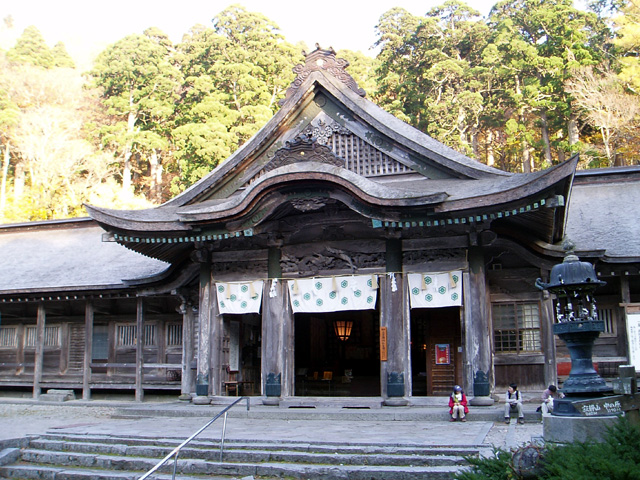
left=0, top=432, right=480, bottom=480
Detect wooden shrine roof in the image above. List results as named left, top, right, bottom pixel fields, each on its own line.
left=85, top=47, right=577, bottom=264
left=0, top=166, right=638, bottom=297
left=0, top=219, right=168, bottom=296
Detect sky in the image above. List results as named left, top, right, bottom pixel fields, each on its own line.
left=0, top=0, right=498, bottom=70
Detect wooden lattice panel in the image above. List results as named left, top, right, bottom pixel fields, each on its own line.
left=68, top=324, right=85, bottom=371
left=247, top=132, right=413, bottom=189
left=330, top=134, right=411, bottom=177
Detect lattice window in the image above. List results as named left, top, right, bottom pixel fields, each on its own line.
left=24, top=325, right=60, bottom=348
left=330, top=134, right=411, bottom=177
left=0, top=327, right=17, bottom=348
left=116, top=324, right=156, bottom=347
left=247, top=133, right=414, bottom=188
left=167, top=323, right=183, bottom=347
left=598, top=307, right=616, bottom=336
left=493, top=302, right=542, bottom=354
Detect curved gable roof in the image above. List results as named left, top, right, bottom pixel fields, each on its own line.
left=86, top=47, right=576, bottom=263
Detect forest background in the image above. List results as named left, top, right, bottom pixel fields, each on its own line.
left=1, top=0, right=639, bottom=223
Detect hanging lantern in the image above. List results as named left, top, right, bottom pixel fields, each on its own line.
left=333, top=320, right=353, bottom=341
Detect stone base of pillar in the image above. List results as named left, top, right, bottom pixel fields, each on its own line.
left=383, top=398, right=409, bottom=407
left=193, top=395, right=211, bottom=405
left=178, top=394, right=192, bottom=402
left=470, top=396, right=495, bottom=406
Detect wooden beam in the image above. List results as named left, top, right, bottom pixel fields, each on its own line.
left=82, top=300, right=94, bottom=400
left=135, top=297, right=144, bottom=402
left=33, top=303, right=46, bottom=399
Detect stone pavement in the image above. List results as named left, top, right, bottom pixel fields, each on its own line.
left=0, top=397, right=543, bottom=452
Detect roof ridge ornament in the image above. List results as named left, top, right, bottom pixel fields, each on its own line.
left=302, top=119, right=351, bottom=145
left=264, top=133, right=346, bottom=172
left=280, top=44, right=366, bottom=105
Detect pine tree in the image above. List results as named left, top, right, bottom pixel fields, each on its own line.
left=6, top=26, right=54, bottom=68
left=51, top=42, right=75, bottom=68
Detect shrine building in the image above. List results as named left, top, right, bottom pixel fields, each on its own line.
left=0, top=47, right=638, bottom=404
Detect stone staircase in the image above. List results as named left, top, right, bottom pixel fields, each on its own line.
left=0, top=431, right=482, bottom=480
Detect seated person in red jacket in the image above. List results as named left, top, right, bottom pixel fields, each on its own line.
left=448, top=385, right=469, bottom=422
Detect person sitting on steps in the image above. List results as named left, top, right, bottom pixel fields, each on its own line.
left=504, top=383, right=524, bottom=424
left=539, top=384, right=564, bottom=414
left=448, top=385, right=469, bottom=422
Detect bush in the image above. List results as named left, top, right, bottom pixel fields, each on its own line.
left=540, top=418, right=640, bottom=480
left=455, top=448, right=514, bottom=480
left=454, top=418, right=640, bottom=480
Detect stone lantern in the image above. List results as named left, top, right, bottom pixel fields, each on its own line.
left=536, top=251, right=610, bottom=400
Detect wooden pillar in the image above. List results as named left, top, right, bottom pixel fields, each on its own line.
left=262, top=246, right=290, bottom=401
left=180, top=299, right=195, bottom=397
left=282, top=287, right=295, bottom=397
left=209, top=279, right=223, bottom=396
left=16, top=324, right=25, bottom=375
left=464, top=248, right=493, bottom=396
left=619, top=276, right=631, bottom=357
left=196, top=262, right=212, bottom=396
left=33, top=302, right=46, bottom=399
left=379, top=273, right=407, bottom=396
left=540, top=274, right=558, bottom=386
left=82, top=300, right=94, bottom=401
left=621, top=276, right=631, bottom=304
left=135, top=297, right=144, bottom=402
left=59, top=323, right=69, bottom=375
left=380, top=238, right=408, bottom=402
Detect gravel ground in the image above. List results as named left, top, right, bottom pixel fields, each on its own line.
left=0, top=403, right=118, bottom=440
left=482, top=420, right=544, bottom=450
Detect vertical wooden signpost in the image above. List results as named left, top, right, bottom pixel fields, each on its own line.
left=380, top=327, right=388, bottom=361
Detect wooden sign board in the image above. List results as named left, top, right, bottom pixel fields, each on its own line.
left=380, top=327, right=387, bottom=361
left=626, top=312, right=640, bottom=371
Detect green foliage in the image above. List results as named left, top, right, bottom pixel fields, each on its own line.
left=51, top=42, right=75, bottom=69
left=170, top=5, right=302, bottom=192
left=6, top=26, right=54, bottom=68
left=2, top=0, right=640, bottom=223
left=455, top=448, right=514, bottom=480
left=89, top=28, right=181, bottom=196
left=373, top=0, right=616, bottom=170
left=455, top=418, right=640, bottom=480
left=541, top=418, right=640, bottom=480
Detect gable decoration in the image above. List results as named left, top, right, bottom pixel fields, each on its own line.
left=288, top=275, right=378, bottom=313
left=408, top=271, right=462, bottom=309
left=216, top=280, right=264, bottom=314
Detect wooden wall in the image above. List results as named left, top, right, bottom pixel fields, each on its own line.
left=0, top=295, right=182, bottom=392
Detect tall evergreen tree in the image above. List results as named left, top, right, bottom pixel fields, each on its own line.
left=51, top=42, right=75, bottom=68
left=171, top=6, right=302, bottom=192
left=375, top=1, right=488, bottom=156
left=6, top=26, right=54, bottom=68
left=89, top=29, right=181, bottom=197
left=487, top=0, right=606, bottom=171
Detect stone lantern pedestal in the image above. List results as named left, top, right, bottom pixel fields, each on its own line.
left=536, top=251, right=617, bottom=442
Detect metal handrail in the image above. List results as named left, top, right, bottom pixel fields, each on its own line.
left=138, top=396, right=250, bottom=480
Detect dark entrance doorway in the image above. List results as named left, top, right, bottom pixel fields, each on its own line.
left=411, top=307, right=462, bottom=395
left=294, top=310, right=380, bottom=396
left=221, top=313, right=261, bottom=396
